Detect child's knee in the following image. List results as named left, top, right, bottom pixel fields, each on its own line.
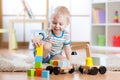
left=43, top=42, right=52, bottom=51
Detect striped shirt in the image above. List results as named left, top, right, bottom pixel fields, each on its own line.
left=38, top=29, right=71, bottom=55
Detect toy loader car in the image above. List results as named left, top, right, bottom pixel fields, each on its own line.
left=71, top=44, right=107, bottom=75
left=46, top=60, right=75, bottom=75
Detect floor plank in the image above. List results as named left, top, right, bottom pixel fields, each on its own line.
left=0, top=71, right=120, bottom=80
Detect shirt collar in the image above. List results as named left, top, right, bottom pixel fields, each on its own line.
left=51, top=30, right=64, bottom=38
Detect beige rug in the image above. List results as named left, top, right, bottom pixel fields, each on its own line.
left=106, top=54, right=120, bottom=71
left=0, top=50, right=120, bottom=71
left=0, top=52, right=34, bottom=72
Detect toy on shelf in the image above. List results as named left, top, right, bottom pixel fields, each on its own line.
left=72, top=44, right=107, bottom=75
left=46, top=60, right=75, bottom=75
left=113, top=35, right=120, bottom=47
left=114, top=10, right=119, bottom=23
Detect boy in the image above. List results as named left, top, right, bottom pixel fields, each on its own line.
left=32, top=6, right=72, bottom=63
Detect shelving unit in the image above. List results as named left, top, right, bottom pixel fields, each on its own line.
left=91, top=0, right=120, bottom=51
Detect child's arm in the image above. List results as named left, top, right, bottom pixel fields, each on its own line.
left=32, top=29, right=48, bottom=47
left=64, top=45, right=72, bottom=62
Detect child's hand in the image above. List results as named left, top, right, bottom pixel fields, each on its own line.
left=32, top=35, right=43, bottom=47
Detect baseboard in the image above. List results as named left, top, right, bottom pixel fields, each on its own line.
left=0, top=42, right=29, bottom=49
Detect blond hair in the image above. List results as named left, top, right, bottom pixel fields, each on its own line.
left=51, top=6, right=70, bottom=25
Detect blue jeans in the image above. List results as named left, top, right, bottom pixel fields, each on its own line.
left=42, top=54, right=56, bottom=63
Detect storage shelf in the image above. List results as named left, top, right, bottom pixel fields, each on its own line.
left=108, top=0, right=120, bottom=3
left=108, top=23, right=120, bottom=26
left=91, top=0, right=120, bottom=50
left=92, top=2, right=106, bottom=4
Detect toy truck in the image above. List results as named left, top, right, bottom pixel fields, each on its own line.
left=72, top=44, right=107, bottom=75
left=45, top=60, right=75, bottom=75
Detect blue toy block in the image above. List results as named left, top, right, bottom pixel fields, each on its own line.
left=42, top=70, right=50, bottom=78
left=58, top=60, right=70, bottom=67
left=35, top=56, right=42, bottom=62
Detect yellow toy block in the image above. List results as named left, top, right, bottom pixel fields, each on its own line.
left=86, top=57, right=93, bottom=67
left=36, top=45, right=43, bottom=56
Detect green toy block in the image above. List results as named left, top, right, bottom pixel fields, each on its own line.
left=27, top=69, right=35, bottom=76
left=35, top=62, right=42, bottom=68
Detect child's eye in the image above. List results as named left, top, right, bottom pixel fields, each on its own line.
left=52, top=22, right=56, bottom=25
left=59, top=23, right=63, bottom=26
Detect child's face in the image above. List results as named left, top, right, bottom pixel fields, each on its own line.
left=51, top=15, right=68, bottom=36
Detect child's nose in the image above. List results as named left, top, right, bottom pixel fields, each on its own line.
left=55, top=24, right=60, bottom=28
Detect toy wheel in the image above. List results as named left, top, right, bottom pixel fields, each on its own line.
left=71, top=51, right=77, bottom=55
left=53, top=67, right=60, bottom=75
left=88, top=67, right=98, bottom=75
left=99, top=66, right=107, bottom=74
left=69, top=67, right=75, bottom=73
left=46, top=66, right=53, bottom=74
left=79, top=66, right=83, bottom=74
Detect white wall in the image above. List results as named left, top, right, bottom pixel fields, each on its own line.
left=2, top=0, right=91, bottom=42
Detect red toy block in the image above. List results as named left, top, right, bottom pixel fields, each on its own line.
left=113, top=35, right=120, bottom=47
left=35, top=68, right=42, bottom=76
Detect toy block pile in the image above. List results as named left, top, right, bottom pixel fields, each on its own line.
left=27, top=45, right=50, bottom=78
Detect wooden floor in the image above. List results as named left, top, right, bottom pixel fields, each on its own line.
left=0, top=71, right=120, bottom=80
left=0, top=49, right=120, bottom=80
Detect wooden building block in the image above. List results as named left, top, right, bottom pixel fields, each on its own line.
left=42, top=70, right=50, bottom=78
left=35, top=56, right=42, bottom=62
left=50, top=60, right=59, bottom=66
left=27, top=69, right=35, bottom=76
left=35, top=68, right=42, bottom=76
left=36, top=46, right=43, bottom=56
left=35, top=62, right=42, bottom=68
